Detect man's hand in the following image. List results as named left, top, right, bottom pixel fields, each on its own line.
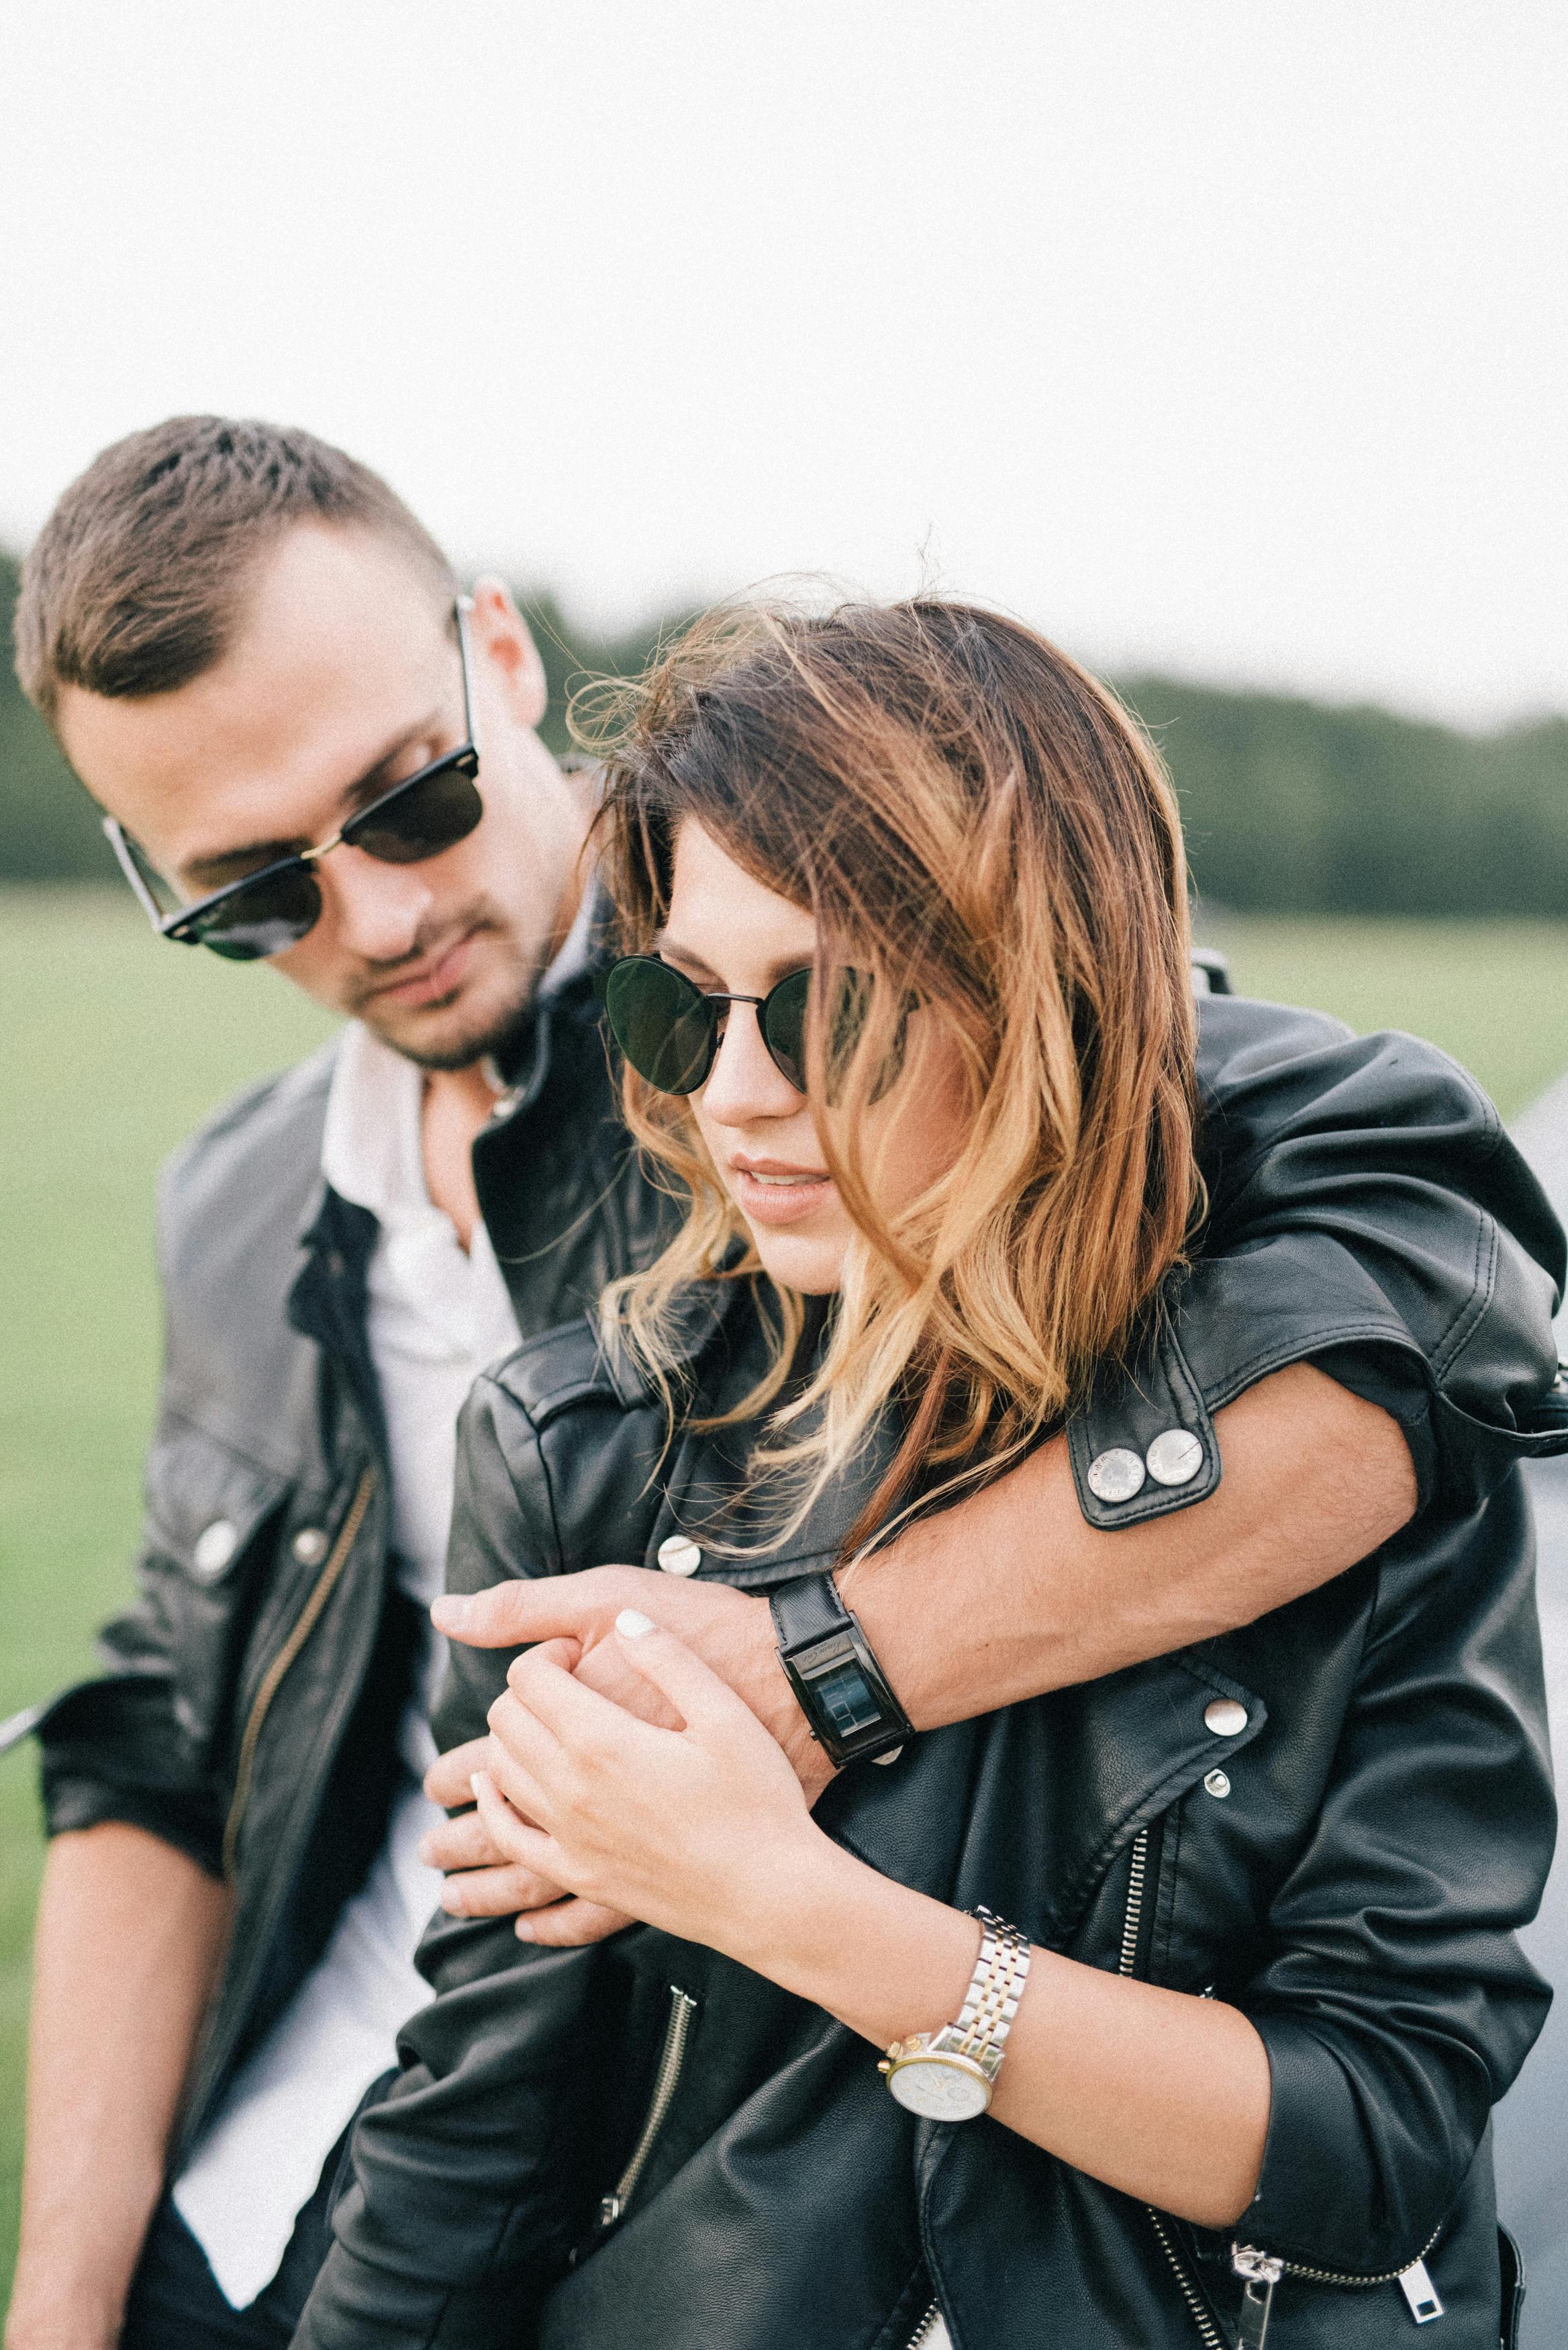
left=422, top=1568, right=832, bottom=1943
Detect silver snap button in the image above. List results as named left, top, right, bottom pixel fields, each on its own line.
left=656, top=1534, right=703, bottom=1577
left=1204, top=1697, right=1248, bottom=1738
left=1086, top=1447, right=1146, bottom=1504
left=1146, top=1428, right=1204, bottom=1487
left=1204, top=1767, right=1232, bottom=1799
left=192, top=1519, right=239, bottom=1579
left=292, top=1527, right=330, bottom=1568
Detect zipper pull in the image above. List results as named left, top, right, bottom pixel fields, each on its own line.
left=597, top=2194, right=622, bottom=2228
left=1231, top=2244, right=1283, bottom=2348
left=1398, top=2256, right=1444, bottom=2323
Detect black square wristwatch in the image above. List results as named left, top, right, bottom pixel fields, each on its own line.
left=769, top=1571, right=914, bottom=1767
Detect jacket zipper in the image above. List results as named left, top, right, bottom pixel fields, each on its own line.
left=221, top=1467, right=376, bottom=1879
left=1246, top=2235, right=1442, bottom=2292
left=904, top=2302, right=944, bottom=2347
left=598, top=1985, right=699, bottom=2229
left=1225, top=2235, right=1445, bottom=2344
left=1120, top=1824, right=1229, bottom=2348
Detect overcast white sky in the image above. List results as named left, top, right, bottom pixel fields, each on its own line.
left=1, top=1, right=1563, bottom=724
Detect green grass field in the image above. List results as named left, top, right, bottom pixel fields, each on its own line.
left=4, top=888, right=1568, bottom=2308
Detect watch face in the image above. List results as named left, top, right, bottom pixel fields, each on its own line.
left=886, top=2055, right=992, bottom=2122
left=805, top=1654, right=886, bottom=1741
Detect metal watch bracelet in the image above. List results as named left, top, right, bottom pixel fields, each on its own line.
left=879, top=1907, right=1033, bottom=2120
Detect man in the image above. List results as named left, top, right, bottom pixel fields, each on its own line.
left=3, top=416, right=1561, bottom=2349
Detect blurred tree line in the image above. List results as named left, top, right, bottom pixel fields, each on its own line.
left=3, top=547, right=1565, bottom=912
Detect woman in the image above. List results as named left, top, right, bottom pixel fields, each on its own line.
left=299, top=600, right=1553, bottom=2349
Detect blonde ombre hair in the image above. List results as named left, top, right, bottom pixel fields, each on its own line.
left=584, top=596, right=1201, bottom=1552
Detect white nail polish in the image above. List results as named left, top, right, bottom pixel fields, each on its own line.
left=616, top=1608, right=656, bottom=1639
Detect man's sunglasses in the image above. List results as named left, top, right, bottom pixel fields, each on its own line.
left=599, top=955, right=815, bottom=1094
left=103, top=600, right=483, bottom=961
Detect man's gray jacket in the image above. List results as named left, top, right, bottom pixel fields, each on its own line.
left=13, top=972, right=1568, bottom=2167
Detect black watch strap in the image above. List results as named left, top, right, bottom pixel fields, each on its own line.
left=770, top=1572, right=913, bottom=1767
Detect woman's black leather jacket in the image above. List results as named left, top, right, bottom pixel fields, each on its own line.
left=295, top=1004, right=1568, bottom=2350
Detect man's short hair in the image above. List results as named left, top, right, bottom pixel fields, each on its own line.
left=15, top=416, right=456, bottom=722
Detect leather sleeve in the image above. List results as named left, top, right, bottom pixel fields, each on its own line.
left=1071, top=998, right=1568, bottom=1530
left=292, top=1374, right=603, bottom=2350
left=28, top=1390, right=269, bottom=1875
left=1238, top=1470, right=1555, bottom=2271
left=22, top=1065, right=329, bottom=1867
left=32, top=1630, right=227, bottom=1877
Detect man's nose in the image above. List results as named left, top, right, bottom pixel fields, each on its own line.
left=316, top=846, right=435, bottom=963
left=698, top=1004, right=802, bottom=1125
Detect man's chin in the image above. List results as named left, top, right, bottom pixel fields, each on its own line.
left=358, top=979, right=537, bottom=1074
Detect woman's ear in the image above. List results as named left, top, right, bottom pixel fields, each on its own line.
left=467, top=575, right=548, bottom=731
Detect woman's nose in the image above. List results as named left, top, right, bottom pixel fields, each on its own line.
left=698, top=1004, right=803, bottom=1125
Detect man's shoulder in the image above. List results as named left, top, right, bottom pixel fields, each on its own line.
left=1195, top=988, right=1353, bottom=1076
left=1195, top=990, right=1497, bottom=1143
left=156, top=1033, right=341, bottom=1295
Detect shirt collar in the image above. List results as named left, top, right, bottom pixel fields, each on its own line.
left=320, top=1023, right=432, bottom=1227
left=542, top=878, right=597, bottom=999
left=320, top=882, right=602, bottom=1224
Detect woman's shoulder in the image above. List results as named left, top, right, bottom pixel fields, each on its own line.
left=473, top=1277, right=746, bottom=1438
left=451, top=1280, right=762, bottom=1579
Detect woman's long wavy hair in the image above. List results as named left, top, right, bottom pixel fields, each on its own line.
left=581, top=596, right=1202, bottom=1554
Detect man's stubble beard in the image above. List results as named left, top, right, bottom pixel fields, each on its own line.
left=348, top=905, right=554, bottom=1074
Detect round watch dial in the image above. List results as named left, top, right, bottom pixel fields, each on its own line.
left=885, top=2053, right=992, bottom=2121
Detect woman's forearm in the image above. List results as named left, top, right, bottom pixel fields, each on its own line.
left=477, top=1624, right=1272, bottom=2226
left=728, top=1836, right=1270, bottom=2230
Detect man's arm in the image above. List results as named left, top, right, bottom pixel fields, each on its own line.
left=426, top=1362, right=1415, bottom=1908
left=5, top=1824, right=230, bottom=2350
left=842, top=1360, right=1415, bottom=1724
left=428, top=1013, right=1566, bottom=1926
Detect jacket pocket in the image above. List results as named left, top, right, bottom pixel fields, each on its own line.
left=142, top=1417, right=293, bottom=1753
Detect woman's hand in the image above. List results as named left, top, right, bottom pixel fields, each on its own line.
left=472, top=1611, right=834, bottom=1961
left=475, top=1620, right=1273, bottom=2232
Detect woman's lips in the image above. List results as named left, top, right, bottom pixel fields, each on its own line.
left=729, top=1163, right=835, bottom=1227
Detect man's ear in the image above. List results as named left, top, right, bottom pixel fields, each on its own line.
left=467, top=576, right=548, bottom=731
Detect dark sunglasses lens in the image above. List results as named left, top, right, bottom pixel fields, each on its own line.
left=769, top=969, right=897, bottom=1100
left=603, top=959, right=718, bottom=1094
left=761, top=969, right=813, bottom=1091
left=347, top=756, right=483, bottom=865
left=187, top=864, right=324, bottom=961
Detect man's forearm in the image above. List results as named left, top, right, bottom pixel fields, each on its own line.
left=5, top=1822, right=231, bottom=2350
left=428, top=1362, right=1420, bottom=1923
left=839, top=1362, right=1417, bottom=1726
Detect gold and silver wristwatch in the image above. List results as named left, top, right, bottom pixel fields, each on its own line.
left=879, top=1907, right=1032, bottom=2121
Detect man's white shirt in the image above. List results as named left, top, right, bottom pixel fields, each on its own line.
left=171, top=900, right=592, bottom=2304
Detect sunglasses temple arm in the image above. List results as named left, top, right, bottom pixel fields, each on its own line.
left=454, top=596, right=477, bottom=745
left=103, top=817, right=175, bottom=934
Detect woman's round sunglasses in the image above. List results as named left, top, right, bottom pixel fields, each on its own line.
left=102, top=600, right=483, bottom=961
left=599, top=955, right=896, bottom=1102
left=599, top=955, right=814, bottom=1094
